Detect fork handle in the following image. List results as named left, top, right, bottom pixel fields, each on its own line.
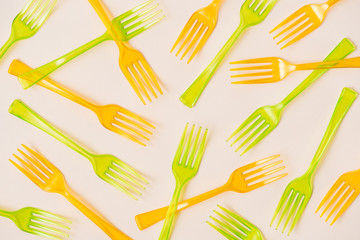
left=327, top=0, right=341, bottom=6
left=295, top=57, right=360, bottom=71
left=18, top=33, right=110, bottom=89
left=306, top=88, right=357, bottom=177
left=180, top=22, right=248, bottom=107
left=0, top=34, right=16, bottom=60
left=135, top=185, right=226, bottom=230
left=63, top=189, right=132, bottom=240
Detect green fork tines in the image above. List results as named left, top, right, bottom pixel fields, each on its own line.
left=207, top=205, right=264, bottom=240
left=0, top=207, right=71, bottom=240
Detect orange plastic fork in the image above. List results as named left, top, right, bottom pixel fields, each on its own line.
left=171, top=0, right=225, bottom=63
left=270, top=0, right=341, bottom=49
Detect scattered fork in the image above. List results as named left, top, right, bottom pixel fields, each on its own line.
left=135, top=154, right=287, bottom=230
left=88, top=0, right=163, bottom=105
left=159, top=123, right=208, bottom=240
left=9, top=100, right=148, bottom=200
left=271, top=87, right=357, bottom=235
left=171, top=0, right=225, bottom=63
left=0, top=0, right=57, bottom=60
left=17, top=0, right=164, bottom=93
left=316, top=168, right=360, bottom=225
left=228, top=38, right=355, bottom=155
left=180, top=0, right=278, bottom=108
left=9, top=60, right=155, bottom=146
left=270, top=0, right=341, bottom=49
left=10, top=145, right=132, bottom=240
left=0, top=206, right=70, bottom=240
left=207, top=205, right=264, bottom=240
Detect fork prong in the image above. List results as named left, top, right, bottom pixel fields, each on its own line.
left=106, top=170, right=142, bottom=195
left=139, top=58, right=163, bottom=94
left=107, top=124, right=147, bottom=146
left=240, top=126, right=272, bottom=156
left=270, top=8, right=305, bottom=34
left=207, top=220, right=243, bottom=240
left=129, top=65, right=152, bottom=102
left=10, top=158, right=44, bottom=186
left=134, top=61, right=157, bottom=98
left=116, top=107, right=155, bottom=129
left=187, top=28, right=211, bottom=63
left=34, top=209, right=72, bottom=224
left=326, top=187, right=353, bottom=222
left=19, top=0, right=36, bottom=17
left=280, top=24, right=316, bottom=49
left=234, top=117, right=263, bottom=150
left=122, top=67, right=146, bottom=104
left=22, top=144, right=54, bottom=174
left=320, top=183, right=347, bottom=217
left=258, top=0, right=277, bottom=17
left=32, top=215, right=70, bottom=230
left=13, top=152, right=48, bottom=182
left=122, top=3, right=159, bottom=28
left=180, top=24, right=208, bottom=61
left=273, top=14, right=308, bottom=39
left=247, top=173, right=287, bottom=192
left=276, top=20, right=312, bottom=45
left=245, top=166, right=285, bottom=184
left=282, top=193, right=303, bottom=233
left=316, top=180, right=344, bottom=214
left=235, top=122, right=268, bottom=152
left=31, top=0, right=57, bottom=30
left=276, top=190, right=296, bottom=229
left=228, top=113, right=260, bottom=145
left=30, top=221, right=69, bottom=237
left=271, top=187, right=293, bottom=227
left=186, top=126, right=202, bottom=167
left=231, top=71, right=273, bottom=79
left=171, top=15, right=197, bottom=53
left=218, top=206, right=253, bottom=230
left=180, top=124, right=195, bottom=166
left=192, top=128, right=208, bottom=170
left=111, top=161, right=148, bottom=185
left=176, top=20, right=201, bottom=57
left=112, top=118, right=150, bottom=140
left=118, top=0, right=154, bottom=20
left=287, top=196, right=307, bottom=235
left=115, top=112, right=153, bottom=134
left=331, top=190, right=359, bottom=225
left=127, top=14, right=164, bottom=40
left=105, top=176, right=138, bottom=200
left=29, top=227, right=65, bottom=240
left=213, top=210, right=249, bottom=236
left=231, top=78, right=275, bottom=84
left=22, top=0, right=41, bottom=22
left=239, top=154, right=280, bottom=172
left=174, top=123, right=189, bottom=163
left=110, top=164, right=146, bottom=190
left=210, top=216, right=247, bottom=239
left=243, top=159, right=283, bottom=178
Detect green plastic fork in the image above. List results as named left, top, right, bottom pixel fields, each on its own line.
left=159, top=123, right=208, bottom=240
left=17, top=0, right=164, bottom=89
left=0, top=0, right=57, bottom=60
left=270, top=87, right=358, bottom=235
left=207, top=205, right=264, bottom=240
left=180, top=0, right=278, bottom=108
left=0, top=206, right=70, bottom=240
left=8, top=100, right=148, bottom=200
left=228, top=38, right=356, bottom=156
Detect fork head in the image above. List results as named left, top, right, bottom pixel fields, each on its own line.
left=11, top=207, right=71, bottom=240
left=270, top=3, right=330, bottom=49
left=112, top=0, right=164, bottom=41
left=92, top=153, right=149, bottom=200
left=12, top=0, right=57, bottom=40
left=228, top=105, right=282, bottom=156
left=119, top=42, right=163, bottom=105
left=171, top=2, right=220, bottom=63
left=207, top=205, right=264, bottom=240
left=271, top=173, right=313, bottom=235
left=316, top=169, right=360, bottom=225
left=240, top=0, right=278, bottom=26
left=230, top=57, right=293, bottom=84
left=172, top=123, right=208, bottom=183
left=227, top=154, right=287, bottom=193
left=97, top=104, right=155, bottom=146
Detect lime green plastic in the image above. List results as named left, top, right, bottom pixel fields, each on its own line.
left=0, top=0, right=56, bottom=60
left=207, top=205, right=264, bottom=240
left=179, top=0, right=278, bottom=108
left=0, top=207, right=71, bottom=239
left=227, top=38, right=356, bottom=156
left=159, top=124, right=208, bottom=240
left=271, top=87, right=358, bottom=235
left=8, top=100, right=148, bottom=200
left=18, top=0, right=164, bottom=89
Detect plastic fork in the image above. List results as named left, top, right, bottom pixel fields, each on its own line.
left=0, top=206, right=70, bottom=240
left=171, top=0, right=225, bottom=63
left=17, top=0, right=163, bottom=91
left=316, top=168, right=360, bottom=225
left=271, top=87, right=357, bottom=235
left=8, top=100, right=148, bottom=200
left=9, top=60, right=155, bottom=146
left=207, top=205, right=264, bottom=240
left=88, top=0, right=163, bottom=105
left=10, top=145, right=132, bottom=240
left=0, top=0, right=57, bottom=60
left=159, top=124, right=208, bottom=240
left=135, top=155, right=287, bottom=230
left=231, top=55, right=360, bottom=84
left=270, top=0, right=341, bottom=49
left=180, top=0, right=278, bottom=108
left=228, top=38, right=355, bottom=155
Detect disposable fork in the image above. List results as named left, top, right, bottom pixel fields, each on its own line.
left=17, top=0, right=164, bottom=92
left=270, top=0, right=341, bottom=49
left=135, top=155, right=287, bottom=230
left=10, top=145, right=132, bottom=240
left=228, top=38, right=355, bottom=155
left=207, top=205, right=264, bottom=240
left=180, top=0, right=278, bottom=108
left=9, top=100, right=148, bottom=200
left=159, top=124, right=208, bottom=240
left=271, top=87, right=357, bottom=235
left=0, top=206, right=70, bottom=240
left=316, top=168, right=360, bottom=225
left=0, top=0, right=57, bottom=60
left=88, top=0, right=163, bottom=105
left=9, top=60, right=155, bottom=147
left=231, top=55, right=360, bottom=84
left=171, top=0, right=225, bottom=63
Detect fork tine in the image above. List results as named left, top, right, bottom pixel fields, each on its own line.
left=171, top=16, right=197, bottom=53
left=115, top=112, right=153, bottom=135
left=233, top=117, right=263, bottom=149
left=280, top=24, right=316, bottom=49
left=112, top=118, right=150, bottom=140
left=270, top=8, right=304, bottom=34
left=231, top=78, right=275, bottom=84
left=320, top=182, right=347, bottom=217
left=116, top=107, right=155, bottom=129
left=109, top=164, right=146, bottom=190
left=288, top=196, right=307, bottom=235
left=247, top=173, right=287, bottom=191
left=107, top=124, right=147, bottom=146
left=105, top=177, right=138, bottom=200
left=122, top=67, right=146, bottom=104
left=231, top=71, right=273, bottom=78
left=118, top=0, right=154, bottom=20
left=127, top=14, right=164, bottom=40
left=176, top=20, right=201, bottom=57
left=316, top=179, right=344, bottom=214
left=19, top=0, right=36, bottom=17
left=134, top=61, right=158, bottom=98
left=139, top=58, right=163, bottom=94
left=13, top=152, right=48, bottom=182
left=180, top=124, right=195, bottom=166
left=240, top=126, right=272, bottom=156
left=326, top=187, right=353, bottom=222
left=192, top=128, right=208, bottom=170
left=276, top=20, right=312, bottom=45
left=235, top=122, right=268, bottom=152
left=187, top=28, right=211, bottom=63
left=258, top=0, right=277, bottom=16
left=122, top=3, right=159, bottom=28
left=245, top=166, right=285, bottom=184
left=29, top=227, right=64, bottom=240
left=231, top=65, right=272, bottom=71
left=271, top=187, right=290, bottom=226
left=228, top=113, right=260, bottom=145
left=129, top=65, right=152, bottom=102
left=331, top=191, right=359, bottom=225
left=32, top=215, right=70, bottom=230
left=180, top=24, right=208, bottom=61
left=22, top=0, right=41, bottom=22
left=212, top=211, right=248, bottom=237
left=282, top=192, right=303, bottom=233
left=111, top=161, right=148, bottom=185
left=9, top=158, right=44, bottom=186
left=207, top=220, right=242, bottom=240
left=22, top=144, right=54, bottom=174
left=243, top=159, right=283, bottom=178
left=273, top=14, right=308, bottom=39
left=34, top=209, right=72, bottom=223
left=240, top=154, right=280, bottom=172
left=219, top=206, right=252, bottom=230
left=106, top=170, right=142, bottom=195
left=186, top=126, right=202, bottom=167
left=31, top=0, right=57, bottom=29
left=210, top=216, right=247, bottom=239
left=30, top=221, right=69, bottom=237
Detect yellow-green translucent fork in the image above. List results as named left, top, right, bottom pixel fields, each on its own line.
left=159, top=123, right=208, bottom=240
left=0, top=206, right=70, bottom=240
left=0, top=0, right=57, bottom=60
left=228, top=38, right=355, bottom=156
left=8, top=100, right=148, bottom=200
left=180, top=0, right=278, bottom=108
left=271, top=87, right=357, bottom=235
left=17, top=0, right=163, bottom=90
